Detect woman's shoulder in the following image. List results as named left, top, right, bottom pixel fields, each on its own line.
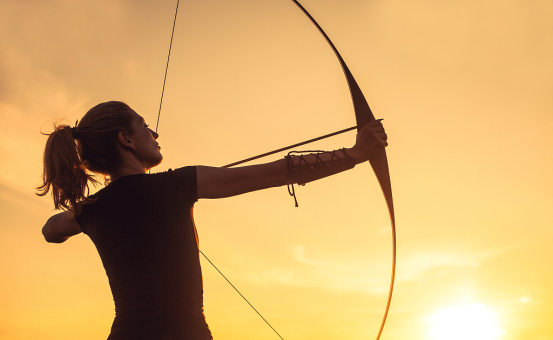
left=160, top=166, right=197, bottom=175
left=153, top=166, right=197, bottom=182
left=84, top=166, right=197, bottom=204
left=154, top=166, right=198, bottom=201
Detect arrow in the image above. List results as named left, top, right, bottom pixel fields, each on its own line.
left=223, top=119, right=382, bottom=168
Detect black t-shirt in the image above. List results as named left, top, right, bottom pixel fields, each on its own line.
left=76, top=166, right=212, bottom=340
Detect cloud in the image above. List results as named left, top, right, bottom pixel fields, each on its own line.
left=231, top=240, right=532, bottom=296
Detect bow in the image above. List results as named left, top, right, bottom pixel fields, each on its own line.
left=290, top=1, right=396, bottom=339
left=155, top=1, right=396, bottom=339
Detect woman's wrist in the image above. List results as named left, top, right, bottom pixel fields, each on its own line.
left=345, top=147, right=368, bottom=164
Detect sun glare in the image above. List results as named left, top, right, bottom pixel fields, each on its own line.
left=427, top=303, right=503, bottom=340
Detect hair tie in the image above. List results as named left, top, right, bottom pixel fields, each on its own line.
left=71, top=127, right=80, bottom=140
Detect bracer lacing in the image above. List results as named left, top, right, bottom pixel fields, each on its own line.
left=285, top=148, right=356, bottom=207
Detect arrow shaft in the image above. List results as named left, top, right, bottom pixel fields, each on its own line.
left=223, top=126, right=357, bottom=168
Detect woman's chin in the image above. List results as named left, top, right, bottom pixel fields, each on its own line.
left=147, top=154, right=163, bottom=170
left=154, top=155, right=163, bottom=167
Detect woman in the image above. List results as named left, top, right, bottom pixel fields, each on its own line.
left=38, top=101, right=387, bottom=339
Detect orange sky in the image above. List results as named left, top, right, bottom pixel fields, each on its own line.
left=0, top=0, right=552, bottom=339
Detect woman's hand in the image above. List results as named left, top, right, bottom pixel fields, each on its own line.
left=348, top=120, right=388, bottom=163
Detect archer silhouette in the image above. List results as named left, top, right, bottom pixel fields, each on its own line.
left=38, top=101, right=387, bottom=339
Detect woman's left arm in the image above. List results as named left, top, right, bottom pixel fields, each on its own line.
left=196, top=121, right=387, bottom=199
left=196, top=160, right=287, bottom=199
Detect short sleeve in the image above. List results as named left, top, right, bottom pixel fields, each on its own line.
left=167, top=166, right=198, bottom=204
left=75, top=209, right=87, bottom=234
left=74, top=191, right=101, bottom=235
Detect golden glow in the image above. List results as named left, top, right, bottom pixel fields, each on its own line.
left=1, top=0, right=552, bottom=339
left=427, top=304, right=503, bottom=340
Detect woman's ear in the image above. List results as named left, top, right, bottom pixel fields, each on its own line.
left=117, top=130, right=135, bottom=150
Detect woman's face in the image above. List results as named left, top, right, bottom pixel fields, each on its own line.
left=128, top=111, right=163, bottom=170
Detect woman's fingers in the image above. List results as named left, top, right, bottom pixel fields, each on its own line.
left=350, top=119, right=389, bottom=162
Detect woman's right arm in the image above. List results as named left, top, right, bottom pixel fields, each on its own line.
left=42, top=211, right=82, bottom=243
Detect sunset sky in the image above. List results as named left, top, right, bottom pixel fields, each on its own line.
left=0, top=0, right=552, bottom=339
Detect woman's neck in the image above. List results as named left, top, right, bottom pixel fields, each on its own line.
left=110, top=158, right=147, bottom=182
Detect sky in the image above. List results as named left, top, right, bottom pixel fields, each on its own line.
left=0, top=0, right=552, bottom=339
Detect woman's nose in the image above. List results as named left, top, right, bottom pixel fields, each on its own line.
left=148, top=128, right=159, bottom=140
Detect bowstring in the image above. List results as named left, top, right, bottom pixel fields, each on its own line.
left=155, top=0, right=179, bottom=134
left=155, top=1, right=284, bottom=339
left=200, top=251, right=285, bottom=340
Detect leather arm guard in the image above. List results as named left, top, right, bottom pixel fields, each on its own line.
left=285, top=148, right=356, bottom=207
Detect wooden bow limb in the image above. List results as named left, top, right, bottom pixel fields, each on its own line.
left=290, top=1, right=396, bottom=339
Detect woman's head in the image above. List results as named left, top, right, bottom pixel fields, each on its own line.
left=37, top=101, right=161, bottom=214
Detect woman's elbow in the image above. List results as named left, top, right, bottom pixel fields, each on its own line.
left=42, top=217, right=65, bottom=243
left=42, top=225, right=53, bottom=242
left=42, top=223, right=56, bottom=243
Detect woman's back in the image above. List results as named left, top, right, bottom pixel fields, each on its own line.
left=76, top=167, right=212, bottom=339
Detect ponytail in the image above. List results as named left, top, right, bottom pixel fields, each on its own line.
left=37, top=101, right=135, bottom=215
left=36, top=123, right=98, bottom=215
